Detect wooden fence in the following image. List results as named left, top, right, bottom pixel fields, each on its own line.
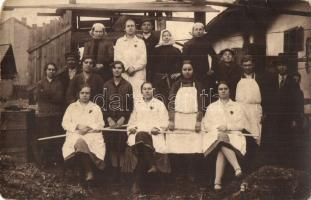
left=28, top=10, right=73, bottom=85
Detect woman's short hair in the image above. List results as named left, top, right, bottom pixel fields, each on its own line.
left=182, top=60, right=192, bottom=65
left=81, top=56, right=95, bottom=67
left=44, top=62, right=57, bottom=72
left=110, top=61, right=125, bottom=72
left=140, top=81, right=153, bottom=92
left=217, top=81, right=229, bottom=89
left=124, top=18, right=136, bottom=29
left=78, top=84, right=92, bottom=93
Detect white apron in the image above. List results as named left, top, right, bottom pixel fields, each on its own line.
left=166, top=83, right=203, bottom=153
left=236, top=78, right=262, bottom=145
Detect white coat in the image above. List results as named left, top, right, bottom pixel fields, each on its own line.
left=114, top=35, right=147, bottom=104
left=127, top=97, right=168, bottom=153
left=202, top=99, right=247, bottom=156
left=62, top=101, right=106, bottom=160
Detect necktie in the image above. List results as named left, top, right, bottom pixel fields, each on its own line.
left=280, top=76, right=285, bottom=88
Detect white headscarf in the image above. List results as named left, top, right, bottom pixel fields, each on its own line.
left=89, top=23, right=106, bottom=39
left=156, top=29, right=175, bottom=47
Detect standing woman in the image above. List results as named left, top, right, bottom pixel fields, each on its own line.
left=151, top=29, right=181, bottom=104
left=83, top=23, right=114, bottom=82
left=202, top=81, right=246, bottom=190
left=35, top=63, right=64, bottom=165
left=62, top=85, right=105, bottom=182
left=166, top=60, right=204, bottom=180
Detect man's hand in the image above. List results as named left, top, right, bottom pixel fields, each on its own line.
left=168, top=121, right=175, bottom=131
left=207, top=70, right=214, bottom=76
left=127, top=67, right=135, bottom=76
left=151, top=127, right=161, bottom=135
left=128, top=128, right=137, bottom=135
left=291, top=120, right=297, bottom=128
left=195, top=122, right=201, bottom=133
left=107, top=117, right=117, bottom=128
left=170, top=73, right=181, bottom=80
left=116, top=117, right=125, bottom=128
left=95, top=64, right=104, bottom=69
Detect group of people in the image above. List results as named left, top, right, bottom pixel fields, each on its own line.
left=35, top=18, right=304, bottom=193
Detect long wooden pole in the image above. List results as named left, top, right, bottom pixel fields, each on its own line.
left=37, top=125, right=127, bottom=141
left=38, top=126, right=258, bottom=141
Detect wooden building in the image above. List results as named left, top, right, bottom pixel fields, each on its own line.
left=0, top=17, right=31, bottom=86
left=25, top=1, right=219, bottom=85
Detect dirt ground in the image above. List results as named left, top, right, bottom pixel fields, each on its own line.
left=1, top=151, right=311, bottom=200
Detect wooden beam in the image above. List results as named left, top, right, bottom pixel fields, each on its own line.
left=78, top=20, right=111, bottom=29
left=117, top=14, right=194, bottom=22
left=37, top=13, right=62, bottom=16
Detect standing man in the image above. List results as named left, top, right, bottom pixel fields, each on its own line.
left=83, top=23, right=114, bottom=83
left=140, top=19, right=158, bottom=81
left=114, top=18, right=147, bottom=105
left=57, top=52, right=81, bottom=97
left=182, top=22, right=217, bottom=85
left=66, top=56, right=104, bottom=106
left=36, top=63, right=64, bottom=165
left=262, top=53, right=300, bottom=166
left=235, top=55, right=263, bottom=145
left=103, top=61, right=134, bottom=181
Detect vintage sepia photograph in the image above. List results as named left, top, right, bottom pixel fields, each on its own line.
left=0, top=0, right=310, bottom=199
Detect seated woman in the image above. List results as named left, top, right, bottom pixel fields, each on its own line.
left=202, top=81, right=246, bottom=190
left=127, top=82, right=169, bottom=193
left=151, top=29, right=181, bottom=104
left=62, top=85, right=105, bottom=182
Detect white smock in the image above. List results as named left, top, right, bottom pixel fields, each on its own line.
left=166, top=82, right=203, bottom=153
left=127, top=97, right=168, bottom=153
left=236, top=77, right=262, bottom=145
left=62, top=101, right=106, bottom=160
left=202, top=99, right=246, bottom=156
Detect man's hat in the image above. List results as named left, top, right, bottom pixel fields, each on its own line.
left=276, top=53, right=296, bottom=66
left=140, top=18, right=153, bottom=26
left=65, top=51, right=80, bottom=60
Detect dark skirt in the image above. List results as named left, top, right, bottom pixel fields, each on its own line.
left=121, top=132, right=171, bottom=173
left=64, top=138, right=105, bottom=170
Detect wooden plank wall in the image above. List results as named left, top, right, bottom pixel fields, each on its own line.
left=28, top=10, right=73, bottom=85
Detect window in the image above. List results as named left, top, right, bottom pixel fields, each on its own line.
left=284, top=26, right=304, bottom=53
